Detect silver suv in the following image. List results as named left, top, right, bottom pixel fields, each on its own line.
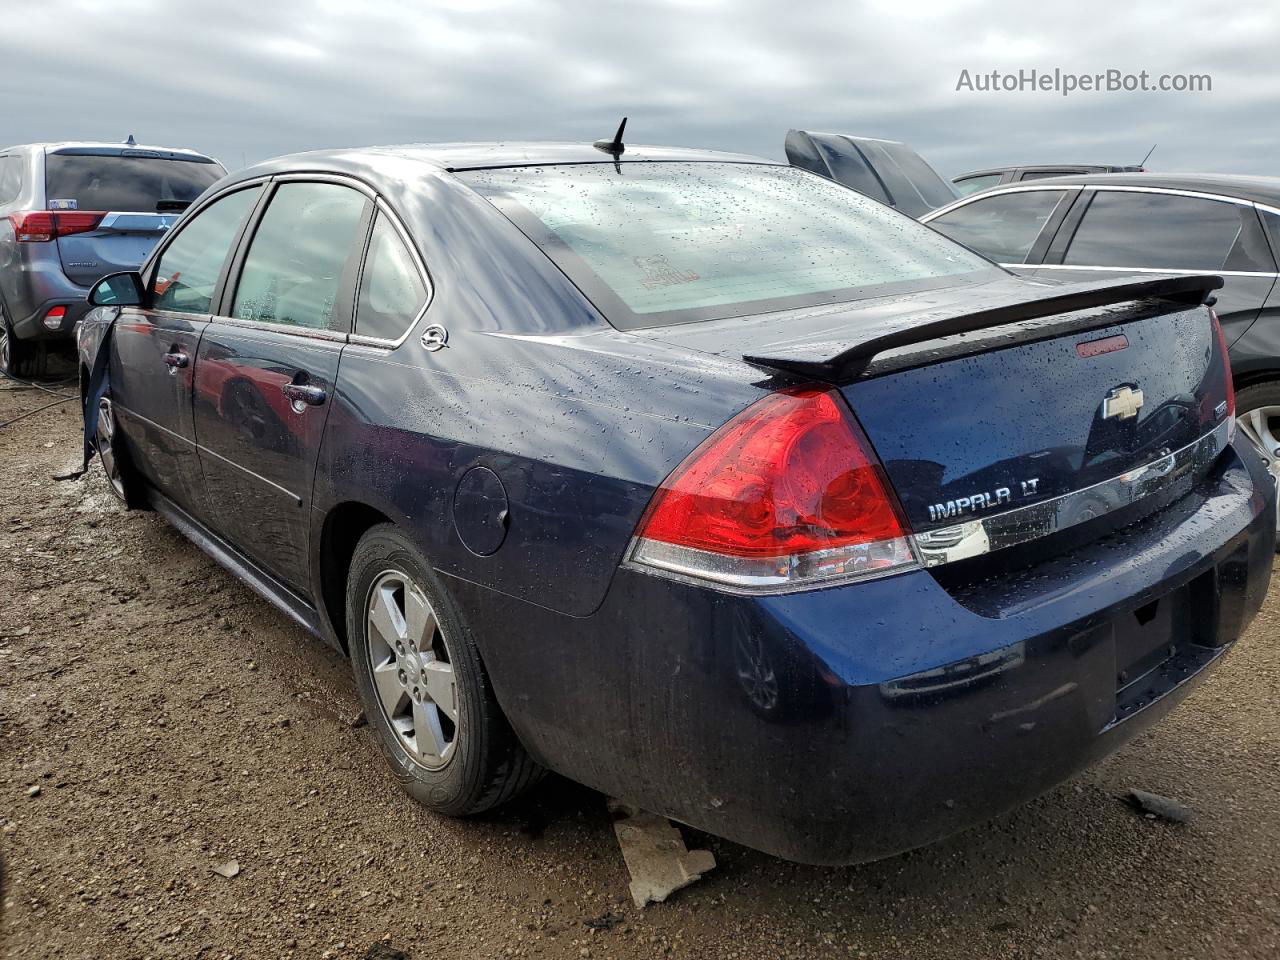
left=0, top=140, right=225, bottom=376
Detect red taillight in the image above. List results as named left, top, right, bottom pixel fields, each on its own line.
left=1210, top=307, right=1235, bottom=422
left=630, top=386, right=917, bottom=590
left=8, top=210, right=105, bottom=242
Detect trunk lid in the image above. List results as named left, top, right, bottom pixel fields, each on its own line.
left=56, top=212, right=180, bottom=286
left=650, top=274, right=1230, bottom=536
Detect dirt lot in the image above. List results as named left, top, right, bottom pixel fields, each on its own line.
left=1, top=377, right=1278, bottom=960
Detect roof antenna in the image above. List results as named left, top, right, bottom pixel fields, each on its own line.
left=1137, top=143, right=1157, bottom=170
left=125, top=134, right=137, bottom=147
left=593, top=117, right=627, bottom=156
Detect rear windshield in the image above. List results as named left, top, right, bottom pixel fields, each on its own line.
left=460, top=162, right=998, bottom=329
left=45, top=154, right=223, bottom=213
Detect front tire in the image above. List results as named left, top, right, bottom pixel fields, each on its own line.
left=93, top=396, right=148, bottom=509
left=346, top=524, right=542, bottom=815
left=1235, top=381, right=1280, bottom=552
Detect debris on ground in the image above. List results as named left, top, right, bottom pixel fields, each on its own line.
left=607, top=799, right=716, bottom=907
left=584, top=909, right=627, bottom=931
left=350, top=710, right=368, bottom=729
left=211, top=861, right=241, bottom=879
left=364, top=944, right=411, bottom=960
left=1123, top=789, right=1194, bottom=824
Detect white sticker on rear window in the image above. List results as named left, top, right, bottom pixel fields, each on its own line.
left=49, top=198, right=78, bottom=210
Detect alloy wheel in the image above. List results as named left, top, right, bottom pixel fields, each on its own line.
left=1237, top=404, right=1280, bottom=533
left=365, top=570, right=459, bottom=770
left=0, top=324, right=10, bottom=375
left=96, top=397, right=126, bottom=500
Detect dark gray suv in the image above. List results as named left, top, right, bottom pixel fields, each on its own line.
left=0, top=140, right=225, bottom=376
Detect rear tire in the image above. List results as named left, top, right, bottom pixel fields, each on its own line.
left=1235, top=381, right=1280, bottom=553
left=0, top=304, right=47, bottom=380
left=346, top=524, right=542, bottom=815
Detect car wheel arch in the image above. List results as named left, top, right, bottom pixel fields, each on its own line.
left=316, top=500, right=396, bottom=653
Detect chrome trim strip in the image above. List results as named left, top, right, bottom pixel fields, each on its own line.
left=1027, top=264, right=1279, bottom=279
left=924, top=183, right=1264, bottom=223
left=208, top=313, right=349, bottom=343
left=922, top=185, right=1080, bottom=221
left=914, top=420, right=1231, bottom=567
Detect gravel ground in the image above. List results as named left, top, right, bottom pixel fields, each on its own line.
left=1, top=377, right=1278, bottom=960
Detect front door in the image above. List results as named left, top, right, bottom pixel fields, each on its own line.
left=192, top=179, right=371, bottom=593
left=110, top=184, right=264, bottom=517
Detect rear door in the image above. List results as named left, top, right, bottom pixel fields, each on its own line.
left=44, top=147, right=224, bottom=286
left=110, top=183, right=264, bottom=515
left=192, top=177, right=372, bottom=593
left=1040, top=187, right=1278, bottom=344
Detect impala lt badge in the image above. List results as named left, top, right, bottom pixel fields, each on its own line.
left=1102, top=385, right=1144, bottom=421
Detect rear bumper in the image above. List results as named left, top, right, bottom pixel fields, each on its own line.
left=459, top=435, right=1274, bottom=865
left=2, top=251, right=91, bottom=342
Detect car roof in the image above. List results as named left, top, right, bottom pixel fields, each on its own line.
left=0, top=140, right=218, bottom=163
left=233, top=141, right=779, bottom=180
left=971, top=171, right=1280, bottom=206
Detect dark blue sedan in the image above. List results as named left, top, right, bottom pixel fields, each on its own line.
left=76, top=141, right=1275, bottom=865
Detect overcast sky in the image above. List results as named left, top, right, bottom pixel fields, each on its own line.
left=2, top=0, right=1277, bottom=178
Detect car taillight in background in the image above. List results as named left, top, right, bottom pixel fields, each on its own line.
left=42, top=306, right=67, bottom=330
left=7, top=210, right=105, bottom=242
left=629, top=386, right=918, bottom=591
left=1209, top=307, right=1236, bottom=439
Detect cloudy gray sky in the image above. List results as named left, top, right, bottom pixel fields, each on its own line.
left=2, top=0, right=1277, bottom=177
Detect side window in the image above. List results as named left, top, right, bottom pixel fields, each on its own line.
left=928, top=190, right=1067, bottom=263
left=0, top=156, right=22, bottom=204
left=953, top=174, right=1002, bottom=197
left=1063, top=192, right=1252, bottom=271
left=355, top=213, right=428, bottom=341
left=152, top=186, right=262, bottom=314
left=1017, top=169, right=1078, bottom=181
left=232, top=182, right=369, bottom=331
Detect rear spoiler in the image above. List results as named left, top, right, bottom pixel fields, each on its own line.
left=744, top=274, right=1224, bottom=381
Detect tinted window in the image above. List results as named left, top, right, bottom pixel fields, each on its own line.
left=355, top=214, right=428, bottom=341
left=929, top=190, right=1067, bottom=263
left=44, top=154, right=222, bottom=212
left=461, top=163, right=997, bottom=330
left=1063, top=192, right=1251, bottom=270
left=152, top=186, right=262, bottom=315
left=953, top=174, right=1002, bottom=196
left=1018, top=170, right=1079, bottom=181
left=232, top=182, right=368, bottom=331
left=0, top=156, right=22, bottom=204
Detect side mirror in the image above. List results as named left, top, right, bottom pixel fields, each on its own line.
left=88, top=271, right=145, bottom=308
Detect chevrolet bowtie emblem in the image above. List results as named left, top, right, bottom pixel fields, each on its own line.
left=1103, top=385, right=1144, bottom=421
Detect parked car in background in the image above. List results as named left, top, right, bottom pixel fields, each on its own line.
left=78, top=141, right=1273, bottom=865
left=784, top=129, right=958, bottom=217
left=952, top=163, right=1146, bottom=196
left=0, top=139, right=225, bottom=377
left=922, top=173, right=1280, bottom=532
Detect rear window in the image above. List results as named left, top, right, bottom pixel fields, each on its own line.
left=460, top=162, right=997, bottom=329
left=44, top=153, right=222, bottom=213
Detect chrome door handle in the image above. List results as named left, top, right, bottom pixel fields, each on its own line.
left=282, top=383, right=327, bottom=407
left=163, top=350, right=189, bottom=370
